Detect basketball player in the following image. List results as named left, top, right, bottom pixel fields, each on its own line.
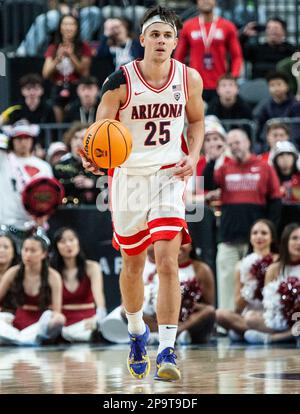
left=81, top=5, right=204, bottom=381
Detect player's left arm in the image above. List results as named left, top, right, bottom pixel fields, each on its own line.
left=174, top=68, right=205, bottom=179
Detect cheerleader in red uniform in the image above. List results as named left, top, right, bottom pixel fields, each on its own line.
left=216, top=219, right=278, bottom=341
left=0, top=235, right=65, bottom=345
left=244, top=223, right=300, bottom=344
left=51, top=227, right=106, bottom=342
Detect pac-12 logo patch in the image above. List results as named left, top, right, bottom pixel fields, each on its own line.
left=172, top=84, right=181, bottom=101
left=174, top=92, right=181, bottom=101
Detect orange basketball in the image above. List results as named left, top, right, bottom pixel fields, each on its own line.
left=82, top=119, right=132, bottom=169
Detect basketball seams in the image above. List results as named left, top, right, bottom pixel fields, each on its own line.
left=110, top=121, right=128, bottom=164
left=85, top=119, right=131, bottom=168
left=88, top=119, right=109, bottom=165
left=107, top=122, right=113, bottom=168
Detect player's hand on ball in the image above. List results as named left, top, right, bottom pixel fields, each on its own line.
left=77, top=148, right=105, bottom=176
left=174, top=156, right=196, bottom=180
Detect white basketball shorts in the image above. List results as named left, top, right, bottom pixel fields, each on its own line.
left=110, top=165, right=191, bottom=255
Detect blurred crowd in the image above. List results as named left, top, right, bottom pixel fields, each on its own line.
left=0, top=0, right=300, bottom=347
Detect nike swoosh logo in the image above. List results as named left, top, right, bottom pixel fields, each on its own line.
left=166, top=326, right=177, bottom=329
left=134, top=91, right=146, bottom=95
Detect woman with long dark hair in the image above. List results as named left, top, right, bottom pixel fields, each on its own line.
left=42, top=14, right=92, bottom=121
left=0, top=233, right=19, bottom=280
left=0, top=235, right=65, bottom=345
left=51, top=227, right=106, bottom=342
left=244, top=223, right=300, bottom=344
left=216, top=219, right=278, bottom=341
left=0, top=233, right=19, bottom=322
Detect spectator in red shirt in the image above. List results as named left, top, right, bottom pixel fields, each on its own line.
left=174, top=0, right=243, bottom=103
left=42, top=14, right=92, bottom=122
left=204, top=128, right=281, bottom=311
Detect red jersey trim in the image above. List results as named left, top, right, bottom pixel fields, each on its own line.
left=148, top=217, right=188, bottom=230
left=183, top=64, right=189, bottom=101
left=133, top=59, right=175, bottom=93
left=114, top=228, right=150, bottom=244
left=112, top=231, right=152, bottom=256
left=120, top=65, right=131, bottom=110
left=112, top=217, right=191, bottom=255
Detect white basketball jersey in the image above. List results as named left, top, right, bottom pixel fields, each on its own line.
left=118, top=59, right=188, bottom=174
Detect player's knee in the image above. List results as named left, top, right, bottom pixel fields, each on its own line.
left=156, top=256, right=177, bottom=277
left=122, top=260, right=145, bottom=279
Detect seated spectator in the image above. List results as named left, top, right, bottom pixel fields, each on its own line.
left=258, top=121, right=290, bottom=163
left=206, top=74, right=253, bottom=123
left=272, top=141, right=300, bottom=236
left=276, top=56, right=300, bottom=98
left=46, top=142, right=68, bottom=167
left=244, top=223, right=300, bottom=344
left=53, top=122, right=98, bottom=205
left=216, top=219, right=278, bottom=341
left=64, top=76, right=99, bottom=123
left=42, top=14, right=92, bottom=122
left=0, top=74, right=56, bottom=154
left=0, top=74, right=56, bottom=127
left=0, top=235, right=65, bottom=346
left=186, top=115, right=231, bottom=208
left=51, top=227, right=106, bottom=343
left=0, top=232, right=19, bottom=316
left=142, top=244, right=216, bottom=345
left=255, top=72, right=300, bottom=149
left=203, top=128, right=282, bottom=311
left=240, top=17, right=296, bottom=79
left=16, top=0, right=102, bottom=57
left=0, top=121, right=53, bottom=249
left=97, top=17, right=144, bottom=71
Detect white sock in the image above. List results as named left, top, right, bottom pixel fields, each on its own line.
left=157, top=325, right=178, bottom=354
left=125, top=308, right=146, bottom=336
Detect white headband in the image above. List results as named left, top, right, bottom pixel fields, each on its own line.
left=141, top=15, right=177, bottom=36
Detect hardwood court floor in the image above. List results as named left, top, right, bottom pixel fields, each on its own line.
left=0, top=339, right=299, bottom=394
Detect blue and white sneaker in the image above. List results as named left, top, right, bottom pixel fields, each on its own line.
left=154, top=347, right=181, bottom=381
left=127, top=325, right=150, bottom=379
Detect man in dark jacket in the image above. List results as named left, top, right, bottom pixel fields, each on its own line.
left=64, top=76, right=100, bottom=124
left=256, top=72, right=300, bottom=149
left=2, top=73, right=56, bottom=126
left=240, top=17, right=296, bottom=79
left=206, top=74, right=252, bottom=135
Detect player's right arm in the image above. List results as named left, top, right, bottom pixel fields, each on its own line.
left=96, top=70, right=127, bottom=120
left=80, top=70, right=127, bottom=174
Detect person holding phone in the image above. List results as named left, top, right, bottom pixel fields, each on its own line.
left=240, top=17, right=296, bottom=79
